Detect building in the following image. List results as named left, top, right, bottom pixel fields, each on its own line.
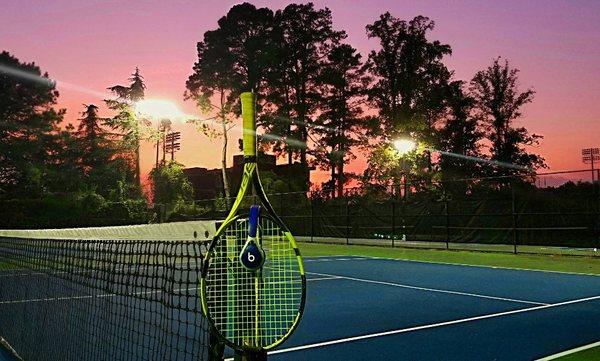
left=183, top=153, right=311, bottom=200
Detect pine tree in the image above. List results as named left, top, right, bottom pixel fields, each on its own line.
left=0, top=51, right=65, bottom=197
left=105, top=67, right=148, bottom=191
left=314, top=44, right=367, bottom=197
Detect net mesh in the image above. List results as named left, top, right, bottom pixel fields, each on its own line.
left=0, top=221, right=219, bottom=361
left=204, top=217, right=303, bottom=349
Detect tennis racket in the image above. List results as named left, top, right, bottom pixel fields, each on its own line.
left=200, top=92, right=306, bottom=359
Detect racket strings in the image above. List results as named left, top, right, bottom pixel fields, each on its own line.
left=205, top=217, right=302, bottom=349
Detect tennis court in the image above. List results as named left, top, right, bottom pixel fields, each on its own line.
left=269, top=255, right=600, bottom=360
left=1, top=233, right=599, bottom=360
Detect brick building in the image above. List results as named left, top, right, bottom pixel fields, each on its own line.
left=183, top=153, right=311, bottom=200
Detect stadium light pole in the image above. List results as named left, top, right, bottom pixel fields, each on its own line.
left=134, top=99, right=187, bottom=168
left=582, top=147, right=600, bottom=251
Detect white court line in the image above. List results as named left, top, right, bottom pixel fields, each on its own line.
left=308, top=276, right=343, bottom=282
left=536, top=340, right=600, bottom=360
left=0, top=287, right=196, bottom=305
left=268, top=295, right=600, bottom=356
left=308, top=270, right=548, bottom=306
left=305, top=257, right=367, bottom=262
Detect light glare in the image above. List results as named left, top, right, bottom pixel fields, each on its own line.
left=135, top=99, right=187, bottom=120
left=393, top=139, right=416, bottom=155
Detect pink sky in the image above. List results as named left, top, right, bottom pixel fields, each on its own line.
left=2, top=0, right=599, bottom=185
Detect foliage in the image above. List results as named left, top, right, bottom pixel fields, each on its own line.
left=149, top=161, right=194, bottom=206
left=438, top=81, right=485, bottom=187
left=314, top=43, right=368, bottom=197
left=262, top=3, right=345, bottom=164
left=362, top=14, right=452, bottom=187
left=0, top=51, right=65, bottom=197
left=167, top=200, right=208, bottom=222
left=186, top=26, right=238, bottom=205
left=470, top=57, right=546, bottom=175
left=105, top=67, right=149, bottom=191
left=0, top=193, right=152, bottom=229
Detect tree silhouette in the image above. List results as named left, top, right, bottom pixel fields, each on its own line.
left=314, top=43, right=368, bottom=197
left=470, top=57, right=546, bottom=175
left=263, top=3, right=345, bottom=165
left=363, top=14, right=452, bottom=188
left=211, top=2, right=275, bottom=93
left=105, top=67, right=148, bottom=191
left=0, top=51, right=65, bottom=197
left=186, top=26, right=238, bottom=206
left=74, top=104, right=133, bottom=197
left=439, top=81, right=484, bottom=187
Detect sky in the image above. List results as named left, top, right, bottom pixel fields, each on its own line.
left=2, top=0, right=599, bottom=186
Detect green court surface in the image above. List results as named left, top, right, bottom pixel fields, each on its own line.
left=298, top=242, right=600, bottom=275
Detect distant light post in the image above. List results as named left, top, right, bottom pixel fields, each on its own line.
left=582, top=147, right=600, bottom=184
left=583, top=147, right=600, bottom=252
left=134, top=99, right=187, bottom=167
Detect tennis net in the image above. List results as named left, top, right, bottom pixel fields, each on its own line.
left=0, top=221, right=220, bottom=361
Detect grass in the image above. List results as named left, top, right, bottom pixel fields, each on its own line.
left=554, top=345, right=600, bottom=360
left=299, top=242, right=600, bottom=275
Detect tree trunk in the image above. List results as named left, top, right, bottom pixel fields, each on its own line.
left=135, top=142, right=141, bottom=189
left=220, top=91, right=231, bottom=208
left=337, top=163, right=344, bottom=198
left=330, top=165, right=336, bottom=199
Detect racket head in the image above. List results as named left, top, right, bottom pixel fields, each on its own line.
left=200, top=213, right=306, bottom=351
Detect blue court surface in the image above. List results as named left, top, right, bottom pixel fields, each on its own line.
left=265, top=256, right=600, bottom=360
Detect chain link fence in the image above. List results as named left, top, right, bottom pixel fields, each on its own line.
left=188, top=169, right=599, bottom=257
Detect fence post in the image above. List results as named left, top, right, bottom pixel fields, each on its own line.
left=345, top=198, right=350, bottom=245
left=596, top=169, right=600, bottom=252
left=310, top=197, right=314, bottom=243
left=445, top=199, right=450, bottom=250
left=511, top=181, right=518, bottom=254
left=391, top=201, right=396, bottom=247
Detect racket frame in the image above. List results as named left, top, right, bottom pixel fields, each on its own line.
left=200, top=91, right=306, bottom=353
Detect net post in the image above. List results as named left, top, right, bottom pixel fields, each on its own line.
left=234, top=349, right=267, bottom=361
left=207, top=336, right=225, bottom=361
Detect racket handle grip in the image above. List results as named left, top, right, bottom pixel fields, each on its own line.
left=248, top=205, right=260, bottom=237
left=241, top=92, right=256, bottom=157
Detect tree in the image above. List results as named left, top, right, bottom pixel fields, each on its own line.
left=46, top=123, right=82, bottom=194
left=0, top=51, right=65, bottom=198
left=470, top=57, right=546, bottom=176
left=211, top=2, right=275, bottom=93
left=438, top=81, right=484, bottom=183
left=363, top=14, right=452, bottom=188
left=263, top=3, right=345, bottom=165
left=149, top=161, right=194, bottom=206
left=314, top=44, right=368, bottom=197
left=186, top=28, right=238, bottom=206
left=74, top=104, right=133, bottom=198
left=105, top=67, right=148, bottom=191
